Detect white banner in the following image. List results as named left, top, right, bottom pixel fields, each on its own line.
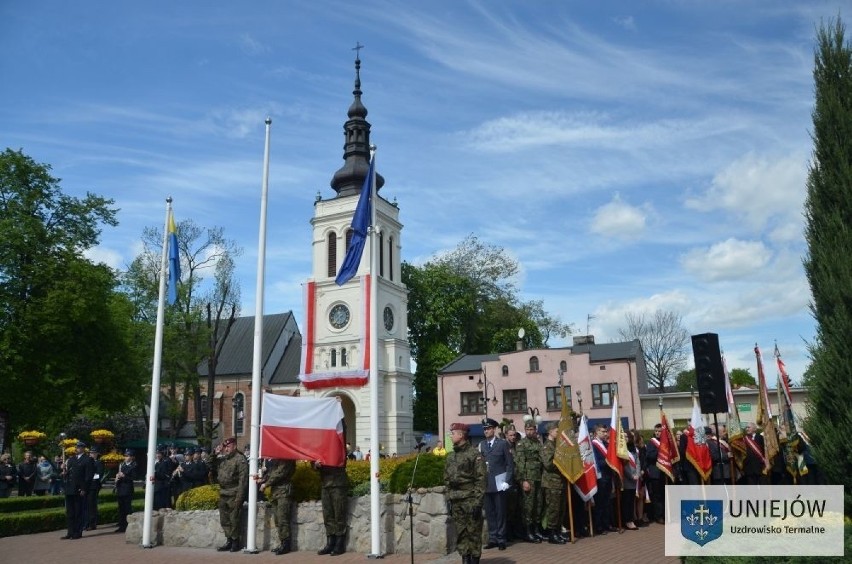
left=665, top=485, right=844, bottom=556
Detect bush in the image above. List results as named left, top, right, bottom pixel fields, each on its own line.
left=292, top=462, right=321, bottom=502
left=175, top=484, right=220, bottom=511
left=0, top=499, right=144, bottom=537
left=0, top=488, right=144, bottom=513
left=387, top=454, right=446, bottom=494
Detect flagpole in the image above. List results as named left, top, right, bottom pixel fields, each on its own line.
left=141, top=198, right=172, bottom=548
left=245, top=117, right=272, bottom=553
left=367, top=145, right=382, bottom=557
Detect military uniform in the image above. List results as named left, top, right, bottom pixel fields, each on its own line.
left=540, top=432, right=566, bottom=544
left=316, top=461, right=350, bottom=555
left=514, top=433, right=543, bottom=541
left=114, top=453, right=136, bottom=532
left=444, top=431, right=486, bottom=564
left=265, top=459, right=297, bottom=554
left=210, top=442, right=249, bottom=551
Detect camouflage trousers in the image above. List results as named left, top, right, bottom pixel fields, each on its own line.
left=218, top=491, right=243, bottom=539
left=269, top=490, right=294, bottom=543
left=520, top=481, right=541, bottom=526
left=321, top=485, right=348, bottom=536
left=542, top=484, right=565, bottom=530
left=449, top=498, right=484, bottom=558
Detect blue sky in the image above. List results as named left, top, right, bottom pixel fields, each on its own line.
left=2, top=1, right=843, bottom=383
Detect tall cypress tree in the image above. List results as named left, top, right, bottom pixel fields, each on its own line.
left=803, top=18, right=852, bottom=515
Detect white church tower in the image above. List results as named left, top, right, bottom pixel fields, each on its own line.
left=299, top=55, right=414, bottom=456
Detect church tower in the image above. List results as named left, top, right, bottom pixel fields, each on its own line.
left=300, top=55, right=414, bottom=456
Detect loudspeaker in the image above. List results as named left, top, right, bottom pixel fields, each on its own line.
left=691, top=332, right=727, bottom=414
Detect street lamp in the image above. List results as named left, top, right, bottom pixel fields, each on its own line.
left=476, top=370, right=498, bottom=418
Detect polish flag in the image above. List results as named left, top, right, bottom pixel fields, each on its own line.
left=574, top=415, right=598, bottom=502
left=685, top=395, right=712, bottom=482
left=260, top=394, right=346, bottom=466
left=606, top=393, right=625, bottom=483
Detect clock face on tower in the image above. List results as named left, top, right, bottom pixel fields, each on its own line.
left=329, top=303, right=350, bottom=329
left=383, top=306, right=394, bottom=332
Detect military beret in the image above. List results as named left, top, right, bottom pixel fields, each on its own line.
left=450, top=422, right=469, bottom=433
left=481, top=418, right=499, bottom=428
left=75, top=440, right=87, bottom=448
left=222, top=437, right=237, bottom=447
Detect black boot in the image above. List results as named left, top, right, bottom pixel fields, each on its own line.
left=318, top=535, right=335, bottom=555
left=524, top=524, right=541, bottom=543
left=230, top=537, right=242, bottom=552
left=273, top=538, right=291, bottom=555
left=470, top=556, right=481, bottom=564
left=330, top=534, right=346, bottom=556
left=535, top=525, right=548, bottom=541
left=462, top=556, right=471, bottom=564
left=547, top=530, right=566, bottom=545
left=217, top=538, right=233, bottom=552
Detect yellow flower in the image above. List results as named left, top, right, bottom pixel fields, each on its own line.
left=100, top=451, right=124, bottom=463
left=61, top=438, right=80, bottom=448
left=17, top=430, right=47, bottom=441
left=90, top=429, right=115, bottom=439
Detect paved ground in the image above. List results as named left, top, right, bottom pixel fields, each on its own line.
left=0, top=522, right=677, bottom=564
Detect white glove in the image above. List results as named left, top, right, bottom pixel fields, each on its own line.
left=498, top=482, right=510, bottom=492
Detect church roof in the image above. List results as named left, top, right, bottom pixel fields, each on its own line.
left=197, top=311, right=302, bottom=386
left=330, top=53, right=385, bottom=197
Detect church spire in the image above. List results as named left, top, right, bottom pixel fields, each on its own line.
left=330, top=48, right=385, bottom=197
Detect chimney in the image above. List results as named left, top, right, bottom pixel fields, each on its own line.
left=516, top=339, right=523, bottom=351
left=572, top=335, right=595, bottom=346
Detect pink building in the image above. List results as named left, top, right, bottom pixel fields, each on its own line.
left=437, top=337, right=648, bottom=439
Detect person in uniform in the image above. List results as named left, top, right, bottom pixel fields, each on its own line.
left=152, top=446, right=174, bottom=510
left=210, top=437, right=249, bottom=552
left=114, top=449, right=136, bottom=533
left=479, top=417, right=513, bottom=550
left=86, top=446, right=105, bottom=530
left=61, top=440, right=95, bottom=540
left=513, top=421, right=543, bottom=543
left=540, top=422, right=567, bottom=544
left=444, top=422, right=487, bottom=564
left=314, top=431, right=350, bottom=556
left=261, top=458, right=297, bottom=555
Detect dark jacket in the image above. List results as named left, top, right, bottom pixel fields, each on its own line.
left=115, top=461, right=137, bottom=496
left=64, top=453, right=95, bottom=496
left=478, top=437, right=514, bottom=493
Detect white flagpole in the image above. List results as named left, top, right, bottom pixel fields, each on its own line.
left=141, top=198, right=172, bottom=548
left=368, top=145, right=382, bottom=557
left=246, top=117, right=272, bottom=553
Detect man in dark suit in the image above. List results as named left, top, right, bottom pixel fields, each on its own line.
left=645, top=423, right=666, bottom=524
left=114, top=449, right=137, bottom=533
left=743, top=422, right=768, bottom=485
left=61, top=440, right=95, bottom=539
left=479, top=418, right=514, bottom=551
left=152, top=446, right=175, bottom=510
left=86, top=446, right=105, bottom=530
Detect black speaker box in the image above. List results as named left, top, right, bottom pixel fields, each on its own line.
left=691, top=333, right=727, bottom=414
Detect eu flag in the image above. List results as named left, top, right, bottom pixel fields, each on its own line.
left=167, top=210, right=180, bottom=304
left=335, top=156, right=374, bottom=286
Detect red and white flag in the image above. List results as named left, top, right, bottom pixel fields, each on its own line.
left=574, top=415, right=598, bottom=502
left=298, top=275, right=371, bottom=389
left=656, top=408, right=680, bottom=481
left=606, top=393, right=626, bottom=483
left=260, top=394, right=346, bottom=466
left=685, top=396, right=712, bottom=482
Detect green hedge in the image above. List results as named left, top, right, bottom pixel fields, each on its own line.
left=0, top=488, right=144, bottom=513
left=0, top=499, right=144, bottom=538
left=387, top=454, right=446, bottom=494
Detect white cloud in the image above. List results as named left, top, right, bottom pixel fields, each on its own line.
left=684, top=152, right=807, bottom=233
left=84, top=246, right=125, bottom=270
left=239, top=34, right=269, bottom=55
left=590, top=193, right=648, bottom=239
left=681, top=238, right=771, bottom=281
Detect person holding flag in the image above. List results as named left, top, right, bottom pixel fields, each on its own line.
left=681, top=395, right=713, bottom=484
left=591, top=424, right=615, bottom=534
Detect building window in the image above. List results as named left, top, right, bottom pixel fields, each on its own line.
left=560, top=360, right=567, bottom=372
left=529, top=356, right=540, bottom=372
left=388, top=236, right=394, bottom=281
left=200, top=394, right=208, bottom=420
left=503, top=389, right=528, bottom=413
left=592, top=383, right=618, bottom=407
left=331, top=348, right=337, bottom=367
left=233, top=392, right=245, bottom=436
left=461, top=392, right=484, bottom=415
left=546, top=386, right=572, bottom=411
left=341, top=348, right=348, bottom=367
left=327, top=233, right=337, bottom=278
left=379, top=231, right=384, bottom=277
left=502, top=365, right=509, bottom=377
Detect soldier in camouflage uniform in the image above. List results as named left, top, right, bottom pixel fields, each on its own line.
left=210, top=437, right=249, bottom=552
left=263, top=458, right=297, bottom=555
left=444, top=422, right=487, bottom=564
left=540, top=422, right=567, bottom=544
left=314, top=441, right=350, bottom=556
left=514, top=421, right=543, bottom=543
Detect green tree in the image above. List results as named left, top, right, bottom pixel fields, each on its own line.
left=403, top=235, right=567, bottom=432
left=617, top=310, right=690, bottom=393
left=122, top=219, right=242, bottom=441
left=802, top=18, right=852, bottom=514
left=0, top=148, right=146, bottom=432
left=729, top=368, right=755, bottom=388
left=674, top=369, right=695, bottom=392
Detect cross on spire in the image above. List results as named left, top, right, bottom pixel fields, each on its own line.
left=352, top=41, right=364, bottom=60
